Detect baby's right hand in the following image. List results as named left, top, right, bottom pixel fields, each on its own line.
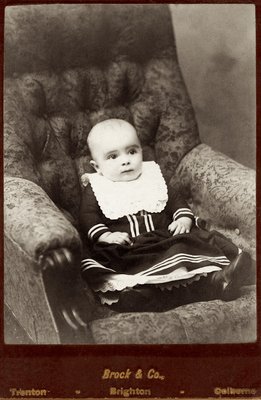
left=98, top=231, right=132, bottom=245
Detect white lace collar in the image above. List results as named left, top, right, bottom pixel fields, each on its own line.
left=81, top=161, right=168, bottom=220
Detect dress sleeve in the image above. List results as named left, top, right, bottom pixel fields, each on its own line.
left=166, top=184, right=195, bottom=222
left=80, top=184, right=111, bottom=242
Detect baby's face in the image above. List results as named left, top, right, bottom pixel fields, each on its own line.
left=90, top=123, right=143, bottom=182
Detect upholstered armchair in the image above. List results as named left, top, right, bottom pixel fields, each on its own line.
left=4, top=4, right=256, bottom=344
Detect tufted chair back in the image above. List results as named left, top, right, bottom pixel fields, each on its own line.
left=4, top=4, right=200, bottom=222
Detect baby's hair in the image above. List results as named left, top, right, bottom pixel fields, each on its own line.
left=87, top=118, right=137, bottom=157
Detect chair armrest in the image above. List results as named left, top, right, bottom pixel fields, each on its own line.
left=4, top=176, right=82, bottom=262
left=170, top=144, right=255, bottom=253
left=4, top=176, right=104, bottom=343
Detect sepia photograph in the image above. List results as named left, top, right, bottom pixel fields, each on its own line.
left=3, top=3, right=256, bottom=347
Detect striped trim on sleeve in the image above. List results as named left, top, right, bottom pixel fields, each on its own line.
left=88, top=223, right=110, bottom=241
left=173, top=208, right=194, bottom=221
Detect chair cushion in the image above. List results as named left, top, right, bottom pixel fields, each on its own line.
left=90, top=287, right=256, bottom=344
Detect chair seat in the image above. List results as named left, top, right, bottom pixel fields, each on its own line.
left=90, top=287, right=256, bottom=344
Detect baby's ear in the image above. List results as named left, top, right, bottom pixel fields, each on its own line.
left=90, top=160, right=99, bottom=172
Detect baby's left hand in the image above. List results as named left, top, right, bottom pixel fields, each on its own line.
left=168, top=217, right=193, bottom=236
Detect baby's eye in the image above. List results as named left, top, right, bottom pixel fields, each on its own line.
left=107, top=154, right=117, bottom=160
left=129, top=148, right=137, bottom=155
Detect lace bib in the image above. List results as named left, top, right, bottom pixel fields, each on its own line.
left=81, top=161, right=168, bottom=220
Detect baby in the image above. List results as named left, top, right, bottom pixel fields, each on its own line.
left=80, top=118, right=252, bottom=312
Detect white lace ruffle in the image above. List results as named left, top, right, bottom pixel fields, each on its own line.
left=98, top=273, right=208, bottom=305
left=81, top=161, right=168, bottom=220
left=96, top=267, right=221, bottom=305
left=92, top=265, right=222, bottom=294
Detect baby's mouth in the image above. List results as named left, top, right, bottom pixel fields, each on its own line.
left=122, top=169, right=133, bottom=173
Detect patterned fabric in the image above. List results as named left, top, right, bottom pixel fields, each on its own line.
left=170, top=144, right=256, bottom=257
left=4, top=177, right=82, bottom=260
left=90, top=286, right=256, bottom=344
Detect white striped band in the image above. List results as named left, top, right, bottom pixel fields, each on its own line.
left=148, top=213, right=155, bottom=231
left=132, top=215, right=140, bottom=236
left=81, top=258, right=115, bottom=273
left=173, top=208, right=194, bottom=220
left=144, top=257, right=230, bottom=276
left=142, top=211, right=155, bottom=232
left=145, top=253, right=230, bottom=273
left=88, top=224, right=108, bottom=239
left=195, top=217, right=200, bottom=228
left=143, top=211, right=151, bottom=232
left=127, top=214, right=140, bottom=237
left=127, top=215, right=136, bottom=237
left=137, top=253, right=230, bottom=276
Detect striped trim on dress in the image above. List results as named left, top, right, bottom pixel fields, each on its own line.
left=127, top=214, right=140, bottom=237
left=81, top=258, right=116, bottom=273
left=137, top=253, right=230, bottom=276
left=88, top=224, right=110, bottom=240
left=173, top=208, right=194, bottom=221
left=141, top=210, right=155, bottom=233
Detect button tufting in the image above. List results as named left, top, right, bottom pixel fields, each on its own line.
left=235, top=228, right=240, bottom=235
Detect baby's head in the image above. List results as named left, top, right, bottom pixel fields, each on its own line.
left=87, top=119, right=143, bottom=182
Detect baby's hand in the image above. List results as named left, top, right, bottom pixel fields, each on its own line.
left=168, top=217, right=192, bottom=236
left=98, top=231, right=132, bottom=245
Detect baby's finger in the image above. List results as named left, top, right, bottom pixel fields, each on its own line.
left=172, top=226, right=180, bottom=235
left=173, top=224, right=183, bottom=235
left=168, top=222, right=177, bottom=232
left=119, top=233, right=131, bottom=243
left=117, top=238, right=129, bottom=245
left=112, top=235, right=127, bottom=245
left=179, top=226, right=186, bottom=234
left=120, top=235, right=132, bottom=245
left=124, top=236, right=132, bottom=245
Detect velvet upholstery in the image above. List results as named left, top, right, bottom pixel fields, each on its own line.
left=171, top=145, right=256, bottom=257
left=4, top=4, right=256, bottom=344
left=91, top=287, right=256, bottom=344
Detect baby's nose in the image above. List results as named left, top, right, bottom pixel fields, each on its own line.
left=122, top=157, right=130, bottom=166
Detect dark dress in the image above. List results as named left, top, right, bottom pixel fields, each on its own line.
left=80, top=182, right=239, bottom=309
